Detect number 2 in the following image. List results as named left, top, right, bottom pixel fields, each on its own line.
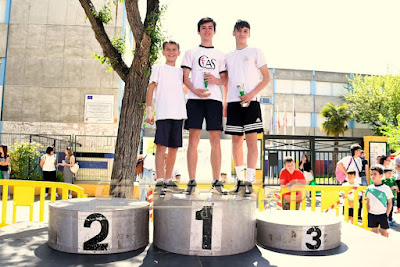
left=83, top=213, right=109, bottom=251
left=195, top=206, right=213, bottom=250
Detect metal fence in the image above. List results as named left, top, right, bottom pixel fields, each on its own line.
left=263, top=135, right=364, bottom=185
left=0, top=133, right=73, bottom=179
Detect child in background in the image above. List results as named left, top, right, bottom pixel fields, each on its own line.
left=366, top=165, right=394, bottom=237
left=382, top=167, right=399, bottom=226
left=341, top=169, right=359, bottom=223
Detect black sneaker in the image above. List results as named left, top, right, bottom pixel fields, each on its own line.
left=229, top=180, right=253, bottom=195
left=242, top=181, right=254, bottom=195
left=164, top=180, right=185, bottom=193
left=228, top=180, right=245, bottom=195
left=211, top=180, right=228, bottom=195
left=153, top=181, right=165, bottom=195
left=185, top=180, right=197, bottom=194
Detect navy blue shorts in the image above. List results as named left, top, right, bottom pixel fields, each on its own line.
left=184, top=99, right=223, bottom=131
left=368, top=213, right=389, bottom=229
left=225, top=101, right=263, bottom=136
left=154, top=119, right=183, bottom=148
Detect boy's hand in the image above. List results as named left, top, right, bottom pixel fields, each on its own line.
left=193, top=89, right=211, bottom=98
left=204, top=73, right=218, bottom=85
left=239, top=91, right=255, bottom=106
left=145, top=106, right=154, bottom=125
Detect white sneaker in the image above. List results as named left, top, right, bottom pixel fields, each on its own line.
left=68, top=194, right=72, bottom=199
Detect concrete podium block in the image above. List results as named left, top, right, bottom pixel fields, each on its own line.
left=48, top=198, right=149, bottom=254
left=153, top=193, right=256, bottom=256
left=257, top=210, right=341, bottom=251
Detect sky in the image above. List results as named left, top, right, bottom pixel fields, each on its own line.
left=151, top=0, right=400, bottom=75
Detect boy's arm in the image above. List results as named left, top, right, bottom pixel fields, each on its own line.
left=387, top=198, right=393, bottom=216
left=145, top=82, right=156, bottom=125
left=223, top=74, right=229, bottom=117
left=366, top=198, right=370, bottom=213
left=239, top=66, right=270, bottom=104
left=183, top=68, right=209, bottom=98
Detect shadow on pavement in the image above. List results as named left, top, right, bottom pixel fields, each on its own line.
left=140, top=244, right=275, bottom=267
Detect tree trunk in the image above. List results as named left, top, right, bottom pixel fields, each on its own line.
left=332, top=136, right=339, bottom=181
left=110, top=57, right=150, bottom=198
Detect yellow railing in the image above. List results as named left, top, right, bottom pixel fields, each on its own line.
left=258, top=185, right=369, bottom=229
left=1, top=179, right=87, bottom=227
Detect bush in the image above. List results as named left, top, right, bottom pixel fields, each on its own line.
left=9, top=141, right=43, bottom=180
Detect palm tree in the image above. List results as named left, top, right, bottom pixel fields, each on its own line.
left=320, top=103, right=352, bottom=178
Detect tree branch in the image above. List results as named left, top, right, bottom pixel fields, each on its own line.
left=144, top=0, right=160, bottom=29
left=79, top=0, right=129, bottom=82
left=125, top=0, right=145, bottom=43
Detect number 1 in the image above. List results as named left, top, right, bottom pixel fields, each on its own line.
left=195, top=206, right=213, bottom=250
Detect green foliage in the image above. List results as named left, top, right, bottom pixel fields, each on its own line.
left=379, top=114, right=400, bottom=151
left=320, top=103, right=352, bottom=136
left=145, top=5, right=167, bottom=68
left=56, top=171, right=65, bottom=182
left=91, top=1, right=113, bottom=24
left=9, top=141, right=43, bottom=180
left=344, top=74, right=400, bottom=133
left=93, top=33, right=126, bottom=72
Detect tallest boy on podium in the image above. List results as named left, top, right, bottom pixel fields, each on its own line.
left=181, top=17, right=227, bottom=194
left=224, top=20, right=270, bottom=195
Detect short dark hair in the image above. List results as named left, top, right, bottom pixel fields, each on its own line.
left=284, top=156, right=294, bottom=165
left=46, top=146, right=54, bottom=154
left=347, top=169, right=356, bottom=174
left=162, top=40, right=180, bottom=51
left=378, top=155, right=388, bottom=165
left=197, top=17, right=216, bottom=32
left=384, top=167, right=393, bottom=173
left=370, top=165, right=383, bottom=175
left=234, top=20, right=250, bottom=31
left=350, top=144, right=362, bottom=156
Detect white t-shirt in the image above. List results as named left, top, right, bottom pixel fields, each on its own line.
left=338, top=156, right=362, bottom=184
left=42, top=154, right=56, bottom=171
left=181, top=45, right=226, bottom=102
left=341, top=181, right=360, bottom=201
left=395, top=155, right=400, bottom=180
left=149, top=64, right=187, bottom=121
left=225, top=46, right=267, bottom=103
left=143, top=153, right=155, bottom=171
left=366, top=184, right=393, bottom=215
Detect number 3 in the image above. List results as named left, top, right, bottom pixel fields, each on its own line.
left=305, top=226, right=321, bottom=250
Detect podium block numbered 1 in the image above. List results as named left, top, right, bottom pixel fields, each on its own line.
left=153, top=193, right=256, bottom=256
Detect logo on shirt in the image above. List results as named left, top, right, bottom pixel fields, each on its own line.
left=199, top=55, right=216, bottom=69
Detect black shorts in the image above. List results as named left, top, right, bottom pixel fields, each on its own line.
left=225, top=101, right=263, bottom=136
left=184, top=99, right=223, bottom=131
left=368, top=213, right=389, bottom=229
left=342, top=207, right=354, bottom=217
left=154, top=119, right=183, bottom=148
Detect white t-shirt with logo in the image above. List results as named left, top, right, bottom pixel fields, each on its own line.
left=341, top=181, right=360, bottom=201
left=366, top=184, right=393, bottom=215
left=181, top=45, right=226, bottom=102
left=338, top=156, right=362, bottom=184
left=149, top=64, right=187, bottom=121
left=225, top=46, right=267, bottom=103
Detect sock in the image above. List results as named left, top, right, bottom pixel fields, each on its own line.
left=235, top=166, right=244, bottom=180
left=156, top=178, right=163, bottom=182
left=164, top=178, right=171, bottom=184
left=190, top=178, right=196, bottom=181
left=246, top=168, right=255, bottom=183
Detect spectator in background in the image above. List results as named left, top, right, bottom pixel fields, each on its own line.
left=0, top=145, right=10, bottom=199
left=57, top=147, right=75, bottom=199
left=382, top=167, right=399, bottom=226
left=299, top=154, right=314, bottom=185
left=393, top=154, right=400, bottom=214
left=360, top=150, right=369, bottom=186
left=40, top=146, right=57, bottom=198
left=220, top=172, right=227, bottom=184
left=341, top=169, right=360, bottom=223
left=279, top=156, right=306, bottom=210
left=379, top=155, right=391, bottom=169
left=337, top=144, right=362, bottom=184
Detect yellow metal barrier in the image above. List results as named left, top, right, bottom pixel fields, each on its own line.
left=1, top=179, right=87, bottom=227
left=259, top=185, right=370, bottom=230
